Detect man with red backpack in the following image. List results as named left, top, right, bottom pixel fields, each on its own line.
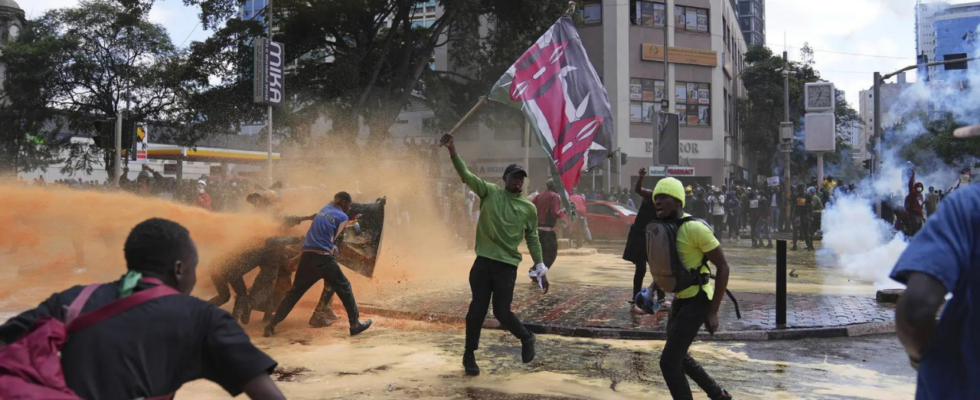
left=0, top=218, right=285, bottom=400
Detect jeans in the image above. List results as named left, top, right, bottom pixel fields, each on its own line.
left=793, top=215, right=812, bottom=249
left=633, top=261, right=665, bottom=301
left=749, top=211, right=759, bottom=245
left=660, top=291, right=725, bottom=400
left=727, top=213, right=739, bottom=239
left=271, top=252, right=360, bottom=327
left=711, top=215, right=725, bottom=240
left=757, top=217, right=773, bottom=245
left=465, top=256, right=532, bottom=351
left=770, top=207, right=781, bottom=232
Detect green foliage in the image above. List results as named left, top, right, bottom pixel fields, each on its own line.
left=891, top=111, right=980, bottom=169
left=737, top=42, right=862, bottom=179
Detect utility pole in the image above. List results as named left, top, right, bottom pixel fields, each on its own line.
left=114, top=112, right=122, bottom=187
left=873, top=72, right=882, bottom=216
left=781, top=51, right=792, bottom=232
left=266, top=0, right=274, bottom=187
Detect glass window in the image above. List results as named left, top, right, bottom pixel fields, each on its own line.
left=633, top=1, right=666, bottom=28
left=629, top=78, right=666, bottom=123
left=579, top=1, right=602, bottom=25
left=587, top=204, right=619, bottom=216
left=612, top=204, right=639, bottom=216
left=676, top=81, right=710, bottom=126
left=675, top=5, right=709, bottom=33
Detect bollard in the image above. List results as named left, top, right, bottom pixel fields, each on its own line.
left=776, top=239, right=787, bottom=326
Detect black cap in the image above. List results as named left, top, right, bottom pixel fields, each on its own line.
left=504, top=164, right=527, bottom=178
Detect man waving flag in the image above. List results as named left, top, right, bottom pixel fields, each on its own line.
left=486, top=15, right=613, bottom=212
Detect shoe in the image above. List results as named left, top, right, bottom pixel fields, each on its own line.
left=630, top=304, right=646, bottom=314
left=350, top=319, right=373, bottom=336
left=463, top=351, right=480, bottom=376
left=521, top=333, right=536, bottom=363
left=659, top=299, right=671, bottom=311
left=309, top=315, right=333, bottom=328
left=322, top=306, right=339, bottom=320
left=263, top=324, right=276, bottom=337
left=714, top=389, right=734, bottom=400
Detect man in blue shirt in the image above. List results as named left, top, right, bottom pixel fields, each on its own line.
left=891, top=184, right=980, bottom=399
left=264, top=192, right=372, bottom=337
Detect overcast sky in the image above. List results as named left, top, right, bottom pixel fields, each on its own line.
left=24, top=0, right=971, bottom=107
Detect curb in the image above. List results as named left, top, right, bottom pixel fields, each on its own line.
left=358, top=306, right=895, bottom=342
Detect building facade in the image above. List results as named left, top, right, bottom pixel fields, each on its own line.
left=857, top=73, right=919, bottom=163
left=737, top=0, right=765, bottom=47
left=0, top=0, right=25, bottom=97
left=915, top=1, right=980, bottom=82
left=573, top=0, right=750, bottom=190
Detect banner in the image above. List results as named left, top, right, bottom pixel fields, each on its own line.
left=133, top=125, right=148, bottom=165
left=486, top=16, right=613, bottom=213
left=253, top=38, right=285, bottom=106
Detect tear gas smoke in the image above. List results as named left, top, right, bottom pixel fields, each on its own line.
left=821, top=196, right=904, bottom=289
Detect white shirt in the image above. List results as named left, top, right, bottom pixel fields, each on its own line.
left=709, top=195, right=726, bottom=216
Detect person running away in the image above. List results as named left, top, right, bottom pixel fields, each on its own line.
left=623, top=168, right=668, bottom=313
left=440, top=133, right=547, bottom=377
left=791, top=185, right=814, bottom=251
left=530, top=179, right=564, bottom=285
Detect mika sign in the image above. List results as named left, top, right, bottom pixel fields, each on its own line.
left=253, top=38, right=285, bottom=106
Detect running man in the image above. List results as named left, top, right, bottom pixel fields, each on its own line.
left=650, top=178, right=734, bottom=400
left=263, top=192, right=372, bottom=337
left=439, top=132, right=547, bottom=377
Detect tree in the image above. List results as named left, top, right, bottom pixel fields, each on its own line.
left=177, top=0, right=571, bottom=149
left=737, top=44, right=862, bottom=180
left=1, top=0, right=191, bottom=176
left=892, top=111, right=980, bottom=171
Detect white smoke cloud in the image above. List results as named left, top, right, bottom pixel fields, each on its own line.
left=821, top=196, right=905, bottom=289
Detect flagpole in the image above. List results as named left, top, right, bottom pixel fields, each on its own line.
left=523, top=118, right=530, bottom=170
left=442, top=97, right=488, bottom=142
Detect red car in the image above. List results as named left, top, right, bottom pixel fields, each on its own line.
left=584, top=201, right=637, bottom=240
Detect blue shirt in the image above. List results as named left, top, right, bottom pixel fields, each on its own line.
left=890, top=185, right=980, bottom=400
left=302, top=204, right=349, bottom=252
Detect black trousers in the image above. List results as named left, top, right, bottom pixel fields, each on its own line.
left=465, top=256, right=531, bottom=352
left=660, top=291, right=724, bottom=400
left=793, top=215, right=812, bottom=249
left=271, top=252, right=359, bottom=326
left=539, top=230, right=559, bottom=268
left=711, top=215, right=724, bottom=240
left=727, top=213, right=739, bottom=239
left=748, top=211, right=759, bottom=245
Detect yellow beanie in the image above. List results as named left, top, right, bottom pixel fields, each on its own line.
left=654, top=177, right=686, bottom=208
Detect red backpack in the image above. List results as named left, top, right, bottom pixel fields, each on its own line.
left=0, top=278, right=179, bottom=400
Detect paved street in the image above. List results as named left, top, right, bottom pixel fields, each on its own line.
left=177, top=318, right=915, bottom=399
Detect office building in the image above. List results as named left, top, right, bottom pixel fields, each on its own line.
left=915, top=1, right=980, bottom=81
left=737, top=0, right=765, bottom=47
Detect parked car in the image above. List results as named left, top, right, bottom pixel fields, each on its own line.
left=584, top=201, right=637, bottom=240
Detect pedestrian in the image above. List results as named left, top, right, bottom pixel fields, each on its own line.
left=531, top=179, right=564, bottom=284
left=683, top=186, right=694, bottom=215
left=707, top=187, right=725, bottom=239
left=810, top=187, right=824, bottom=235
left=890, top=183, right=980, bottom=399
left=791, top=184, right=814, bottom=251
left=905, top=168, right=925, bottom=236
left=439, top=133, right=546, bottom=376
left=195, top=180, right=212, bottom=211
left=263, top=191, right=373, bottom=337
left=748, top=191, right=760, bottom=248
left=769, top=186, right=782, bottom=232
left=758, top=189, right=773, bottom=248
left=924, top=186, right=939, bottom=219
left=725, top=188, right=740, bottom=242
left=624, top=168, right=667, bottom=313
left=569, top=188, right=590, bottom=247
left=692, top=187, right=708, bottom=220
left=937, top=189, right=945, bottom=203
left=0, top=219, right=286, bottom=400
left=649, top=178, right=734, bottom=400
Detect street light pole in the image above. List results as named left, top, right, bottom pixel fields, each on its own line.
left=266, top=0, right=274, bottom=186
left=781, top=51, right=791, bottom=232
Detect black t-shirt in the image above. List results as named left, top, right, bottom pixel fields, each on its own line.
left=630, top=197, right=658, bottom=234
left=0, top=280, right=277, bottom=400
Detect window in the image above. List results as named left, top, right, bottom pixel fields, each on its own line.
left=578, top=1, right=602, bottom=25
left=675, top=81, right=711, bottom=126
left=611, top=204, right=639, bottom=216
left=587, top=204, right=619, bottom=216
left=675, top=5, right=709, bottom=34
left=628, top=78, right=666, bottom=123
left=632, top=1, right=666, bottom=28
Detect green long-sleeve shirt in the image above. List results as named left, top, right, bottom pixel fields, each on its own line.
left=452, top=155, right=543, bottom=267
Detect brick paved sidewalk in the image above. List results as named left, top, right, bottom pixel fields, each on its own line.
left=361, top=283, right=895, bottom=341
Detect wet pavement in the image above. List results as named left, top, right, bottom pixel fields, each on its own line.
left=176, top=318, right=915, bottom=399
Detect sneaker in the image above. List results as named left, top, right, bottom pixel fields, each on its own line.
left=463, top=351, right=480, bottom=376
left=659, top=299, right=671, bottom=311
left=714, top=389, right=734, bottom=400
left=350, top=319, right=373, bottom=336
left=630, top=304, right=646, bottom=314
left=521, top=333, right=536, bottom=363
left=263, top=324, right=276, bottom=338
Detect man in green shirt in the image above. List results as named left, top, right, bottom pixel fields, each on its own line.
left=440, top=133, right=547, bottom=377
